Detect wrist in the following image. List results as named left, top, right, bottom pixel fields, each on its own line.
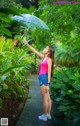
left=24, top=41, right=28, bottom=45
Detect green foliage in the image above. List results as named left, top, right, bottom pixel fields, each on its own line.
left=34, top=4, right=80, bottom=66
left=29, top=28, right=52, bottom=49
left=51, top=67, right=80, bottom=118
left=0, top=37, right=33, bottom=109
left=0, top=8, right=21, bottom=37
left=0, top=7, right=37, bottom=37
left=0, top=0, right=22, bottom=8
left=55, top=43, right=80, bottom=67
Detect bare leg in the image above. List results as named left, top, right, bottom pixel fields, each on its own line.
left=46, top=86, right=52, bottom=114
left=40, top=85, right=49, bottom=115
left=48, top=95, right=52, bottom=114
left=38, top=85, right=52, bottom=121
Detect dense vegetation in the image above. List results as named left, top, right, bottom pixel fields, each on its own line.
left=36, top=0, right=80, bottom=120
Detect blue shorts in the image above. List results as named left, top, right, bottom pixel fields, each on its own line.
left=38, top=73, right=49, bottom=86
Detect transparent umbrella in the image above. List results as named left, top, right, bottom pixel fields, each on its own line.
left=12, top=14, right=49, bottom=30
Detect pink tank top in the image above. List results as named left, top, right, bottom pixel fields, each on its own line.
left=39, top=57, right=50, bottom=75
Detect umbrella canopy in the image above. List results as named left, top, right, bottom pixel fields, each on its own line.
left=12, top=14, right=49, bottom=30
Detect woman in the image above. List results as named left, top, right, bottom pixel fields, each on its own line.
left=23, top=38, right=55, bottom=121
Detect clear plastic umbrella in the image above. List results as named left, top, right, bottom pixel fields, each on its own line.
left=12, top=14, right=49, bottom=30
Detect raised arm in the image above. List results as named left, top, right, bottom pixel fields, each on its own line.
left=23, top=38, right=44, bottom=59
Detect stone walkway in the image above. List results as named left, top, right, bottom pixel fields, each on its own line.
left=16, top=75, right=78, bottom=126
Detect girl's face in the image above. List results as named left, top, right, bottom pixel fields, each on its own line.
left=43, top=46, right=49, bottom=54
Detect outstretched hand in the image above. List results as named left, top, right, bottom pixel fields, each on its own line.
left=23, top=37, right=28, bottom=45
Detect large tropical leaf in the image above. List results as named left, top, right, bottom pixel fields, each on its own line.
left=0, top=17, right=12, bottom=23
left=0, top=8, right=19, bottom=15
left=2, top=64, right=27, bottom=75
left=0, top=37, right=5, bottom=52
left=0, top=26, right=12, bottom=37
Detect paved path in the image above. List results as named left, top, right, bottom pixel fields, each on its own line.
left=16, top=75, right=75, bottom=126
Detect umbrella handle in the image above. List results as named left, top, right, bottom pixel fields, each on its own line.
left=23, top=39, right=33, bottom=47
left=27, top=39, right=32, bottom=43
left=23, top=36, right=32, bottom=43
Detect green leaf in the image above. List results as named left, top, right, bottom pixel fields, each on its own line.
left=0, top=17, right=11, bottom=23
left=0, top=87, right=2, bottom=92
left=72, top=83, right=80, bottom=90
left=2, top=59, right=11, bottom=70
left=2, top=84, right=8, bottom=90
left=0, top=37, right=5, bottom=52
left=0, top=8, right=19, bottom=15
left=0, top=26, right=12, bottom=37
left=56, top=97, right=62, bottom=102
left=2, top=64, right=26, bottom=75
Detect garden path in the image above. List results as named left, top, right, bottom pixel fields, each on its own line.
left=16, top=75, right=73, bottom=126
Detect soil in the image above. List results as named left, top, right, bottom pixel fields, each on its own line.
left=0, top=95, right=28, bottom=126
left=0, top=79, right=29, bottom=126
left=0, top=88, right=29, bottom=126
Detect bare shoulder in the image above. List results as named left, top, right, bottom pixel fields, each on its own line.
left=48, top=58, right=52, bottom=61
left=47, top=58, right=52, bottom=64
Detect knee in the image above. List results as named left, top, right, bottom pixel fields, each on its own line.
left=43, top=97, right=48, bottom=103
left=45, top=86, right=49, bottom=94
left=43, top=95, right=49, bottom=101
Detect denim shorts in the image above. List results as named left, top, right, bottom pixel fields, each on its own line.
left=38, top=73, right=49, bottom=86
